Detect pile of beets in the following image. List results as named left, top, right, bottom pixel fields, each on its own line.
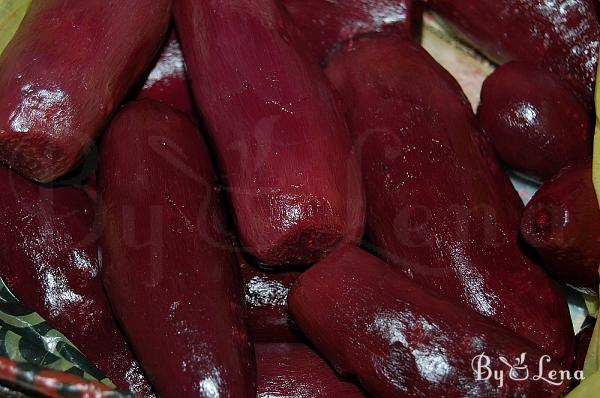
left=0, top=1, right=599, bottom=397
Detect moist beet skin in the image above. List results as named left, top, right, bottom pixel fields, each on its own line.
left=420, top=0, right=600, bottom=106
left=256, top=343, right=365, bottom=397
left=0, top=167, right=152, bottom=395
left=174, top=0, right=366, bottom=267
left=324, top=35, right=573, bottom=364
left=281, top=0, right=422, bottom=61
left=478, top=62, right=592, bottom=181
left=99, top=100, right=255, bottom=398
left=239, top=255, right=301, bottom=342
left=137, top=30, right=196, bottom=117
left=521, top=158, right=600, bottom=293
left=0, top=0, right=171, bottom=183
left=288, top=246, right=569, bottom=398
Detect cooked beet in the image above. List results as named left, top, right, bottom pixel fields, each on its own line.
left=83, top=170, right=98, bottom=203
left=256, top=343, right=365, bottom=397
left=325, top=35, right=573, bottom=363
left=521, top=158, right=600, bottom=293
left=240, top=255, right=300, bottom=342
left=420, top=0, right=600, bottom=106
left=0, top=167, right=152, bottom=395
left=99, top=100, right=255, bottom=397
left=137, top=30, right=196, bottom=117
left=174, top=0, right=366, bottom=267
left=289, top=246, right=569, bottom=397
left=281, top=0, right=421, bottom=61
left=478, top=62, right=592, bottom=181
left=0, top=0, right=171, bottom=183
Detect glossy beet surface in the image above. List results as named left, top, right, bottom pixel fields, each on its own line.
left=421, top=0, right=600, bottom=106
left=99, top=100, right=255, bottom=398
left=289, top=246, right=569, bottom=397
left=0, top=0, right=171, bottom=183
left=240, top=256, right=300, bottom=342
left=281, top=0, right=421, bottom=61
left=256, top=343, right=365, bottom=397
left=478, top=62, right=592, bottom=181
left=325, top=35, right=573, bottom=363
left=521, top=158, right=600, bottom=293
left=175, top=0, right=366, bottom=266
left=138, top=30, right=196, bottom=117
left=0, top=167, right=152, bottom=395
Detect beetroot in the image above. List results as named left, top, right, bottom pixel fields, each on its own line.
left=0, top=167, right=152, bottom=395
left=137, top=30, right=196, bottom=117
left=240, top=256, right=300, bottom=342
left=281, top=0, right=421, bottom=61
left=325, top=35, right=573, bottom=363
left=420, top=0, right=600, bottom=106
left=174, top=0, right=366, bottom=267
left=256, top=343, right=365, bottom=397
left=289, top=246, right=569, bottom=397
left=0, top=0, right=171, bottom=182
left=99, top=100, right=255, bottom=397
left=478, top=62, right=592, bottom=181
left=521, top=158, right=600, bottom=293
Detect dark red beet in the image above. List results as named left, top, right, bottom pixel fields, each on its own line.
left=421, top=0, right=600, bottom=106
left=239, top=255, right=300, bottom=342
left=325, top=35, right=573, bottom=364
left=83, top=171, right=98, bottom=203
left=137, top=30, right=196, bottom=117
left=288, top=246, right=569, bottom=397
left=281, top=0, right=421, bottom=61
left=256, top=343, right=365, bottom=397
left=521, top=158, right=600, bottom=293
left=174, top=0, right=366, bottom=267
left=99, top=100, right=255, bottom=397
left=0, top=0, right=171, bottom=183
left=478, top=62, right=592, bottom=181
left=0, top=167, right=152, bottom=395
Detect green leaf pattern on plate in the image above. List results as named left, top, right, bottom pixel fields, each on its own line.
left=0, top=277, right=114, bottom=388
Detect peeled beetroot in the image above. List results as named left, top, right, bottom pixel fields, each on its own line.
left=420, top=0, right=600, bottom=106
left=325, top=35, right=573, bottom=363
left=281, top=0, right=421, bottom=61
left=521, top=158, right=600, bottom=293
left=240, top=255, right=300, bottom=342
left=478, top=62, right=592, bottom=181
left=289, top=246, right=569, bottom=397
left=137, top=30, right=196, bottom=117
left=0, top=0, right=171, bottom=182
left=256, top=343, right=365, bottom=397
left=99, top=100, right=255, bottom=397
left=174, top=0, right=366, bottom=267
left=0, top=167, right=152, bottom=395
